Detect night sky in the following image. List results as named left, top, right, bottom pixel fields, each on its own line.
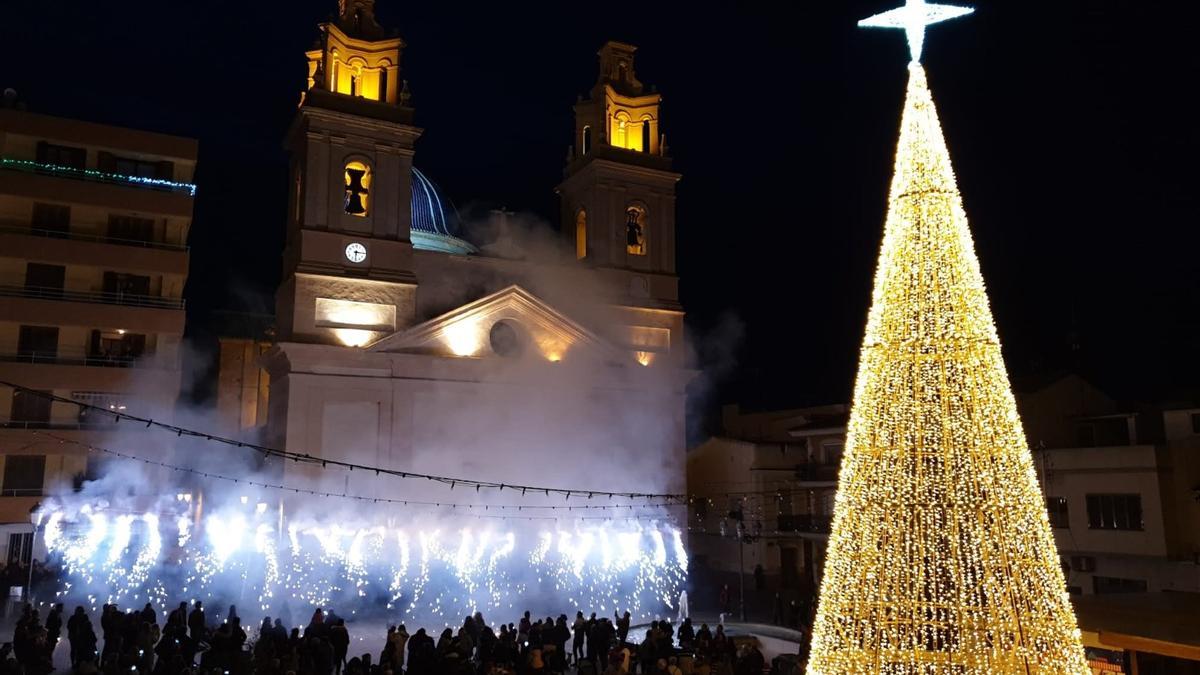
left=4, top=1, right=1198, bottom=420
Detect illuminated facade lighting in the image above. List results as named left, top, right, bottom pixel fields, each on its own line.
left=442, top=318, right=484, bottom=357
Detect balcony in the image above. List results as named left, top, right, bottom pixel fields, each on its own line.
left=0, top=157, right=195, bottom=196
left=0, top=488, right=43, bottom=498
left=776, top=514, right=833, bottom=535
left=0, top=418, right=121, bottom=431
left=0, top=224, right=187, bottom=252
left=0, top=163, right=194, bottom=218
left=0, top=349, right=139, bottom=369
left=0, top=285, right=183, bottom=310
left=793, top=463, right=839, bottom=483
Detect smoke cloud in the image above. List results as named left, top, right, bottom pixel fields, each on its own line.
left=39, top=213, right=701, bottom=630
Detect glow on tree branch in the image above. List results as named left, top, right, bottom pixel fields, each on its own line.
left=805, top=63, right=1089, bottom=674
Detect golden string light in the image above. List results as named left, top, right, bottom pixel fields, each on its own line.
left=806, top=63, right=1089, bottom=674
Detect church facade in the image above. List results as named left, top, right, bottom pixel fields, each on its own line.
left=221, top=0, right=691, bottom=500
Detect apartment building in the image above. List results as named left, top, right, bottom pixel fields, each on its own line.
left=687, top=403, right=847, bottom=609
left=1022, top=374, right=1200, bottom=671
left=0, top=105, right=196, bottom=566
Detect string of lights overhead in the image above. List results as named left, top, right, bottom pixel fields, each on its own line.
left=34, top=431, right=683, bottom=523
left=2, top=382, right=686, bottom=503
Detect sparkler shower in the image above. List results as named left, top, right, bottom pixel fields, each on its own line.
left=38, top=495, right=688, bottom=626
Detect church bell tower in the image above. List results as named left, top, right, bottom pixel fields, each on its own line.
left=277, top=0, right=421, bottom=347
left=558, top=42, right=681, bottom=296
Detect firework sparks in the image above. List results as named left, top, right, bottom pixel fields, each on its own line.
left=40, top=500, right=687, bottom=626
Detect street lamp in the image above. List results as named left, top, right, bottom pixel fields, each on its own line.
left=735, top=521, right=747, bottom=621
left=724, top=502, right=761, bottom=623
left=27, top=509, right=42, bottom=603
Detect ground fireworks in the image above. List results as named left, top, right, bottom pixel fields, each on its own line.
left=38, top=498, right=687, bottom=627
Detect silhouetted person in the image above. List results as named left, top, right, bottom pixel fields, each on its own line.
left=188, top=601, right=206, bottom=642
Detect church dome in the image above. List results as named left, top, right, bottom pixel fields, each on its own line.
left=411, top=167, right=477, bottom=255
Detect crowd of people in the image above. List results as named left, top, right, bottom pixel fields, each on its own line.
left=3, top=601, right=784, bottom=675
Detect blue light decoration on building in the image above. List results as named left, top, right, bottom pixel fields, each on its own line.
left=0, top=157, right=197, bottom=196
left=410, top=167, right=477, bottom=255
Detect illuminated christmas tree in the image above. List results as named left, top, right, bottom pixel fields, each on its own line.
left=806, top=2, right=1089, bottom=673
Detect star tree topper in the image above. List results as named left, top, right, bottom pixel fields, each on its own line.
left=859, top=0, right=974, bottom=62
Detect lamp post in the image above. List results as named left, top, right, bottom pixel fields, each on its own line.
left=736, top=521, right=747, bottom=621
left=27, top=509, right=42, bottom=603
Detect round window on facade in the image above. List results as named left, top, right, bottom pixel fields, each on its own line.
left=489, top=320, right=523, bottom=357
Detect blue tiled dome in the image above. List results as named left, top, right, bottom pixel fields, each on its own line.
left=411, top=168, right=476, bottom=255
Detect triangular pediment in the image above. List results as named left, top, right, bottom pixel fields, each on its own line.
left=366, top=285, right=628, bottom=364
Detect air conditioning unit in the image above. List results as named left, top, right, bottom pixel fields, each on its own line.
left=1071, top=556, right=1096, bottom=573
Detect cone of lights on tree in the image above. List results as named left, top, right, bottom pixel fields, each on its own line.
left=806, top=2, right=1089, bottom=672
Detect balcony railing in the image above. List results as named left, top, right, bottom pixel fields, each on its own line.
left=0, top=419, right=121, bottom=430
left=0, top=157, right=196, bottom=196
left=0, top=284, right=184, bottom=310
left=0, top=350, right=140, bottom=368
left=0, top=488, right=43, bottom=498
left=793, top=463, right=839, bottom=482
left=776, top=514, right=833, bottom=534
left=0, top=224, right=188, bottom=252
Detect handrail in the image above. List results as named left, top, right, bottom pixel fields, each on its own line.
left=0, top=420, right=121, bottom=431
left=0, top=284, right=184, bottom=310
left=0, top=157, right=196, bottom=196
left=0, top=350, right=141, bottom=368
left=0, top=488, right=43, bottom=497
left=0, top=224, right=188, bottom=252
left=776, top=514, right=834, bottom=533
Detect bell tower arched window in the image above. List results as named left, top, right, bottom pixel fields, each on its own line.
left=575, top=209, right=588, bottom=260
left=344, top=161, right=371, bottom=216
left=625, top=205, right=646, bottom=255
left=582, top=126, right=592, bottom=155
left=613, top=112, right=630, bottom=150
left=641, top=118, right=652, bottom=153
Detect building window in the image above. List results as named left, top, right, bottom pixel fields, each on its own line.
left=1045, top=496, right=1070, bottom=528
left=25, top=263, right=65, bottom=294
left=613, top=112, right=630, bottom=149
left=344, top=161, right=371, bottom=216
left=97, top=152, right=173, bottom=179
left=118, top=157, right=171, bottom=179
left=575, top=209, right=587, bottom=260
left=294, top=169, right=304, bottom=223
left=581, top=126, right=592, bottom=155
left=641, top=118, right=652, bottom=153
left=36, top=141, right=86, bottom=169
left=9, top=390, right=52, bottom=428
left=1085, top=494, right=1143, bottom=531
left=31, top=203, right=70, bottom=235
left=625, top=206, right=646, bottom=255
left=822, top=442, right=844, bottom=467
left=1192, top=412, right=1200, bottom=434
left=7, top=533, right=33, bottom=567
left=103, top=271, right=151, bottom=298
left=72, top=392, right=128, bottom=426
left=2, top=455, right=46, bottom=497
left=107, top=214, right=155, bottom=243
left=17, top=326, right=59, bottom=360
left=1092, top=576, right=1148, bottom=594
left=489, top=320, right=523, bottom=358
left=89, top=330, right=146, bottom=361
